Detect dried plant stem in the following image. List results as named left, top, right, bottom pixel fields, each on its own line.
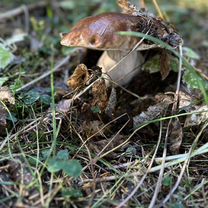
left=161, top=121, right=208, bottom=205
left=140, top=0, right=146, bottom=9
left=116, top=121, right=163, bottom=208
left=0, top=2, right=46, bottom=20
left=152, top=0, right=165, bottom=20
left=16, top=56, right=69, bottom=92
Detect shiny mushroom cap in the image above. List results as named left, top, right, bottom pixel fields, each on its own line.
left=60, top=12, right=141, bottom=51
left=61, top=12, right=183, bottom=51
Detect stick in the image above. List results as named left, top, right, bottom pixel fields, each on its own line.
left=16, top=56, right=69, bottom=92
left=0, top=2, right=46, bottom=20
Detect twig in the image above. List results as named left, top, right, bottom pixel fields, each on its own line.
left=0, top=118, right=41, bottom=151
left=152, top=0, right=165, bottom=20
left=16, top=56, right=69, bottom=92
left=149, top=122, right=167, bottom=208
left=161, top=122, right=208, bottom=205
left=0, top=2, right=47, bottom=20
left=116, top=121, right=163, bottom=208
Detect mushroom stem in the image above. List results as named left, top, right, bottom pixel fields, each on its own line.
left=97, top=50, right=144, bottom=86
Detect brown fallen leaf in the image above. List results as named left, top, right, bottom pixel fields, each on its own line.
left=88, top=134, right=126, bottom=158
left=80, top=120, right=105, bottom=138
left=160, top=50, right=171, bottom=80
left=133, top=94, right=174, bottom=128
left=91, top=78, right=108, bottom=113
left=67, top=64, right=90, bottom=90
left=56, top=99, right=72, bottom=113
left=105, top=87, right=117, bottom=117
left=178, top=91, right=192, bottom=110
left=169, top=117, right=183, bottom=154
left=117, top=0, right=139, bottom=16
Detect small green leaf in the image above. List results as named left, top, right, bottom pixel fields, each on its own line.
left=0, top=77, right=8, bottom=87
left=163, top=175, right=173, bottom=187
left=62, top=160, right=82, bottom=177
left=40, top=94, right=51, bottom=105
left=183, top=70, right=208, bottom=91
left=41, top=149, right=51, bottom=160
left=62, top=188, right=83, bottom=199
left=60, top=1, right=75, bottom=10
left=23, top=90, right=40, bottom=105
left=6, top=112, right=17, bottom=123
left=47, top=158, right=63, bottom=173
left=10, top=79, right=23, bottom=93
left=170, top=203, right=185, bottom=208
left=91, top=106, right=101, bottom=113
left=56, top=149, right=69, bottom=160
left=0, top=46, right=14, bottom=69
left=183, top=47, right=200, bottom=60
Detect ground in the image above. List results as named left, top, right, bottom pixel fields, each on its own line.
left=0, top=0, right=208, bottom=207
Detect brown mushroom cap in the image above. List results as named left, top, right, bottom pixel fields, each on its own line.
left=61, top=12, right=143, bottom=51
left=61, top=12, right=182, bottom=51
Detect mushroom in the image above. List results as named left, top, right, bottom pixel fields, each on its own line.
left=61, top=12, right=182, bottom=86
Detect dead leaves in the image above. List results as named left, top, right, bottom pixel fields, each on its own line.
left=91, top=79, right=108, bottom=112
left=184, top=106, right=208, bottom=127
left=67, top=64, right=90, bottom=90
left=67, top=63, right=108, bottom=113
left=169, top=117, right=183, bottom=154
left=133, top=94, right=174, bottom=128
left=117, top=0, right=139, bottom=16
left=0, top=86, right=15, bottom=130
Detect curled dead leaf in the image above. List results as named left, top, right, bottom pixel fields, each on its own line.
left=67, top=64, right=90, bottom=90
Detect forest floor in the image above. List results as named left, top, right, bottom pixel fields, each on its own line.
left=0, top=0, right=208, bottom=207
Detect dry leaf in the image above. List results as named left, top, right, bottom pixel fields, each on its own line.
left=133, top=94, right=173, bottom=128
left=56, top=99, right=72, bottom=113
left=184, top=106, right=208, bottom=127
left=0, top=87, right=15, bottom=131
left=117, top=0, right=139, bottom=16
left=178, top=91, right=192, bottom=110
left=88, top=134, right=126, bottom=157
left=91, top=78, right=108, bottom=113
left=80, top=120, right=105, bottom=138
left=0, top=86, right=15, bottom=104
left=160, top=50, right=171, bottom=80
left=67, top=64, right=90, bottom=90
left=0, top=104, right=7, bottom=127
left=105, top=87, right=117, bottom=117
left=169, top=117, right=183, bottom=154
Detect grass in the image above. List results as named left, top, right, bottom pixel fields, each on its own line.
left=0, top=0, right=208, bottom=207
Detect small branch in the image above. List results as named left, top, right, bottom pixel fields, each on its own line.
left=0, top=2, right=47, bottom=21
left=16, top=56, right=70, bottom=92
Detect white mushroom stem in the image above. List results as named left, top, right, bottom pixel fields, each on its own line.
left=97, top=50, right=144, bottom=86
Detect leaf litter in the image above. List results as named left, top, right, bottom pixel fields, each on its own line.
left=0, top=0, right=208, bottom=207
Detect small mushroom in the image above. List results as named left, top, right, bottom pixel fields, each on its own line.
left=61, top=12, right=182, bottom=86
